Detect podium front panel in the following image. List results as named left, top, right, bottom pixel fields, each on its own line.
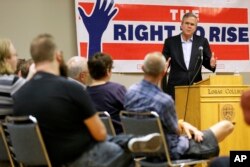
left=175, top=84, right=250, bottom=156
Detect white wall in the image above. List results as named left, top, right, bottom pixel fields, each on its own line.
left=0, top=0, right=77, bottom=61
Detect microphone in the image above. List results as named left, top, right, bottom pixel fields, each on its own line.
left=199, top=46, right=203, bottom=62
left=187, top=46, right=204, bottom=86
left=183, top=46, right=204, bottom=121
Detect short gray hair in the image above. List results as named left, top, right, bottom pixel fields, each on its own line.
left=182, top=12, right=198, bottom=24
left=67, top=56, right=87, bottom=79
left=143, top=52, right=166, bottom=77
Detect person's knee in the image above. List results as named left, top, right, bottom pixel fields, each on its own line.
left=210, top=120, right=234, bottom=142
left=220, top=120, right=234, bottom=134
left=212, top=120, right=234, bottom=133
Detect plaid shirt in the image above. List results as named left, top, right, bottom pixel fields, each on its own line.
left=124, top=79, right=189, bottom=159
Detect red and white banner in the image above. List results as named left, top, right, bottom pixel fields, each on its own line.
left=75, top=0, right=250, bottom=72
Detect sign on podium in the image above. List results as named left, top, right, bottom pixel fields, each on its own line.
left=175, top=75, right=250, bottom=155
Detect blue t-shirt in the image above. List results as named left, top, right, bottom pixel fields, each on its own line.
left=87, top=81, right=126, bottom=134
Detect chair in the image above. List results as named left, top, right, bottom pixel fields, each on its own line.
left=2, top=115, right=52, bottom=167
left=0, top=135, right=8, bottom=160
left=0, top=123, right=13, bottom=166
left=98, top=111, right=116, bottom=136
left=120, top=111, right=209, bottom=167
left=0, top=126, right=9, bottom=163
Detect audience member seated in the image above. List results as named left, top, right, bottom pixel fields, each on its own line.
left=86, top=52, right=126, bottom=134
left=19, top=58, right=34, bottom=78
left=0, top=39, right=26, bottom=117
left=13, top=34, right=162, bottom=167
left=124, top=51, right=234, bottom=160
left=15, top=58, right=25, bottom=75
left=67, top=56, right=89, bottom=89
left=241, top=90, right=250, bottom=125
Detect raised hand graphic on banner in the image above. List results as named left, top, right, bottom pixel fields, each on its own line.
left=78, top=0, right=118, bottom=59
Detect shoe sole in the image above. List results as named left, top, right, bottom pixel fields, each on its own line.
left=130, top=134, right=162, bottom=153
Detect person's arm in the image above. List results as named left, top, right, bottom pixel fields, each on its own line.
left=162, top=38, right=171, bottom=60
left=26, top=63, right=37, bottom=80
left=67, top=82, right=107, bottom=141
left=210, top=52, right=217, bottom=69
left=116, top=84, right=127, bottom=108
left=11, top=77, right=26, bottom=95
left=161, top=39, right=171, bottom=91
left=84, top=113, right=107, bottom=141
left=179, top=120, right=204, bottom=142
left=202, top=38, right=216, bottom=72
left=161, top=97, right=179, bottom=133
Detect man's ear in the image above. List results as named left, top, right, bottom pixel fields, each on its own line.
left=79, top=72, right=86, bottom=80
left=164, top=66, right=168, bottom=73
left=141, top=65, right=145, bottom=72
left=55, top=51, right=62, bottom=62
left=79, top=72, right=84, bottom=78
left=162, top=63, right=168, bottom=77
left=162, top=68, right=167, bottom=76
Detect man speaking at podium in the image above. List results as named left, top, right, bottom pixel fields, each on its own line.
left=161, top=12, right=217, bottom=100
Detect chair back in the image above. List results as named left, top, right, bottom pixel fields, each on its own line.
left=0, top=118, right=16, bottom=167
left=98, top=111, right=116, bottom=136
left=0, top=125, right=9, bottom=161
left=2, top=115, right=52, bottom=167
left=120, top=111, right=169, bottom=157
left=120, top=111, right=209, bottom=167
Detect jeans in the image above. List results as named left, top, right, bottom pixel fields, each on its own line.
left=68, top=135, right=134, bottom=167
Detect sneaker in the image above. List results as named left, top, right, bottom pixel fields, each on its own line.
left=128, top=133, right=162, bottom=153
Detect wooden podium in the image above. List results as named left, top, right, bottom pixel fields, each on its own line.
left=175, top=75, right=250, bottom=155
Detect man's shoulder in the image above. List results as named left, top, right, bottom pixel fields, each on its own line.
left=127, top=81, right=163, bottom=97
left=127, top=81, right=143, bottom=90
left=107, top=81, right=126, bottom=90
left=167, top=34, right=180, bottom=40
left=60, top=77, right=86, bottom=91
left=0, top=74, right=20, bottom=84
left=67, top=77, right=86, bottom=89
left=164, top=34, right=181, bottom=44
left=108, top=81, right=124, bottom=87
left=32, top=73, right=84, bottom=92
left=157, top=90, right=172, bottom=99
left=126, top=83, right=140, bottom=96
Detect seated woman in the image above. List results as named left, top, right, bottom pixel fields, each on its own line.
left=87, top=52, right=126, bottom=134
left=0, top=39, right=28, bottom=117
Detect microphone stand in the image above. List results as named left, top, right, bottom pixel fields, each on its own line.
left=183, top=50, right=203, bottom=121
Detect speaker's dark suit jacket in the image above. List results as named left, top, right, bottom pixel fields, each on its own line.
left=161, top=34, right=215, bottom=100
